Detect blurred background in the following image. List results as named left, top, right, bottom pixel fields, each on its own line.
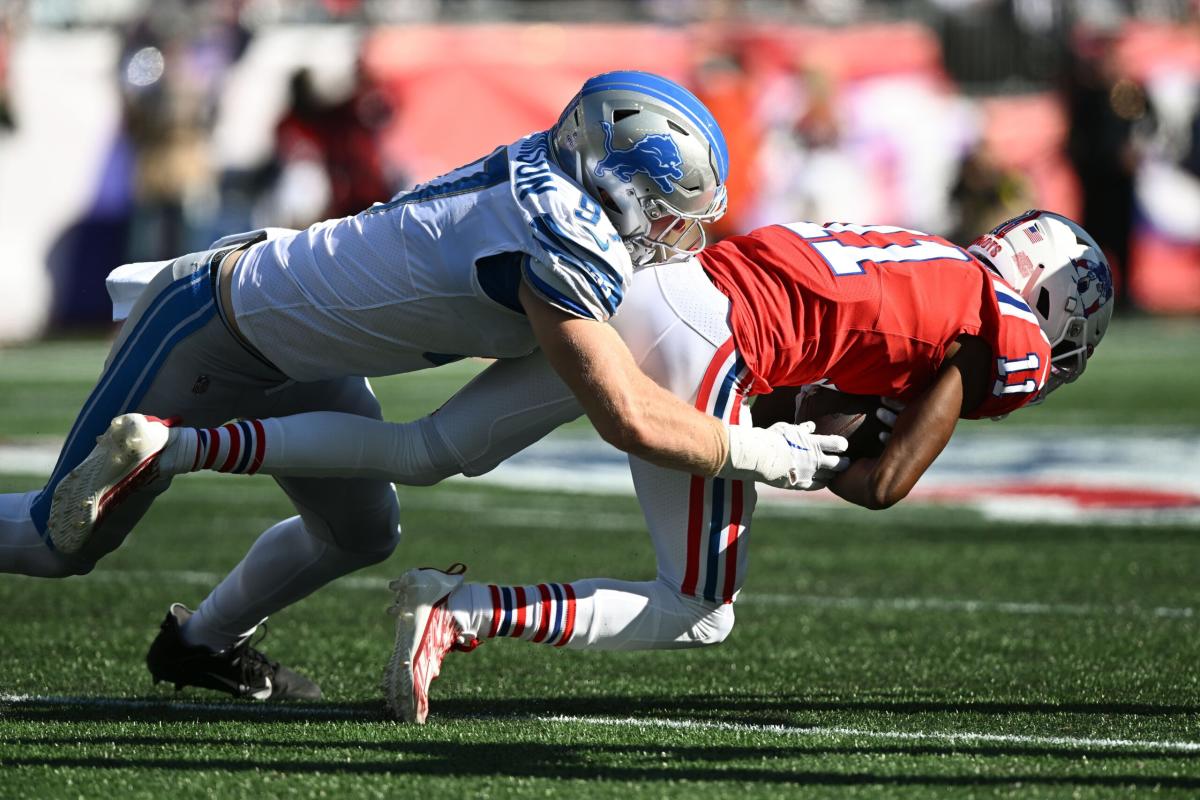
left=0, top=0, right=1198, bottom=342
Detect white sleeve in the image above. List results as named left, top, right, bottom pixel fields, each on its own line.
left=524, top=213, right=629, bottom=322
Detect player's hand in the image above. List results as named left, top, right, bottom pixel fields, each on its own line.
left=875, top=397, right=906, bottom=445
left=721, top=421, right=849, bottom=490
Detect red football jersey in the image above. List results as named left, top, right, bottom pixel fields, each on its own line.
left=698, top=222, right=1051, bottom=419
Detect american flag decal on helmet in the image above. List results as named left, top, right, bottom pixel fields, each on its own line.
left=1024, top=224, right=1044, bottom=244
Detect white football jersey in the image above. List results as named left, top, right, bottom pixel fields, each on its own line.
left=230, top=131, right=632, bottom=382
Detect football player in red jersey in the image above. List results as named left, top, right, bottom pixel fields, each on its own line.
left=357, top=210, right=1111, bottom=722
left=700, top=212, right=1113, bottom=510
left=65, top=210, right=1115, bottom=721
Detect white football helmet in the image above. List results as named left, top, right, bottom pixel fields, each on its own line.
left=551, top=71, right=729, bottom=267
left=968, top=210, right=1115, bottom=403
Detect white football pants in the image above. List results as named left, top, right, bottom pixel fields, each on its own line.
left=180, top=259, right=758, bottom=652
left=0, top=247, right=401, bottom=636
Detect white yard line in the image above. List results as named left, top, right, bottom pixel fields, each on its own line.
left=76, top=568, right=1197, bottom=620
left=0, top=693, right=1195, bottom=753
left=746, top=593, right=1196, bottom=619
left=537, top=714, right=1200, bottom=754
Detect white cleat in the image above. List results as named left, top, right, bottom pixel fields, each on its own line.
left=383, top=563, right=475, bottom=724
left=47, top=413, right=176, bottom=554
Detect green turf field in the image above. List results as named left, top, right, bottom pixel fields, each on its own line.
left=1, top=320, right=1198, bottom=798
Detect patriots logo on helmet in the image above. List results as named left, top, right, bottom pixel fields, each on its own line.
left=593, top=121, right=684, bottom=193
left=1073, top=257, right=1113, bottom=318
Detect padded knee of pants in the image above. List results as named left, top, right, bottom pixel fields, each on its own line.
left=677, top=591, right=736, bottom=646
left=286, top=482, right=401, bottom=559
left=49, top=551, right=98, bottom=578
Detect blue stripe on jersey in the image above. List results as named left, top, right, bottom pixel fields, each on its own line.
left=531, top=214, right=625, bottom=303
left=531, top=219, right=623, bottom=317
left=702, top=357, right=743, bottom=602
left=30, top=263, right=217, bottom=535
left=580, top=71, right=729, bottom=182
left=529, top=242, right=620, bottom=320
left=521, top=254, right=601, bottom=320
left=995, top=291, right=1034, bottom=315
left=371, top=148, right=510, bottom=211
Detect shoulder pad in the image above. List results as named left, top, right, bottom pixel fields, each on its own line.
left=507, top=133, right=632, bottom=321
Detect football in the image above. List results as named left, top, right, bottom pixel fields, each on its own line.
left=794, top=388, right=889, bottom=460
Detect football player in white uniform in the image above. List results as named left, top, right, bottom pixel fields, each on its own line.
left=0, top=71, right=843, bottom=700
left=83, top=210, right=1110, bottom=723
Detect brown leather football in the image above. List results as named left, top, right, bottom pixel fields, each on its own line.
left=794, top=388, right=888, bottom=460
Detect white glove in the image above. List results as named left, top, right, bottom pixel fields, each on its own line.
left=720, top=421, right=849, bottom=490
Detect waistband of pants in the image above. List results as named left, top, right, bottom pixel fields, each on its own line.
left=207, top=244, right=284, bottom=376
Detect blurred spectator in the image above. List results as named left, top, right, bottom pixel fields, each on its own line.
left=269, top=61, right=394, bottom=228
left=46, top=1, right=250, bottom=328
left=1064, top=29, right=1146, bottom=310
left=1130, top=68, right=1200, bottom=312
left=752, top=67, right=882, bottom=228
left=692, top=46, right=760, bottom=239
left=948, top=143, right=1033, bottom=245
left=0, top=7, right=15, bottom=133
left=122, top=2, right=251, bottom=259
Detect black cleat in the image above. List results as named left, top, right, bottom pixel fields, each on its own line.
left=146, top=603, right=322, bottom=701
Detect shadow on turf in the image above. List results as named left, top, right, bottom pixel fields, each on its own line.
left=5, top=692, right=1199, bottom=727
left=6, top=694, right=1199, bottom=787
left=4, top=745, right=1198, bottom=789
left=5, top=734, right=1192, bottom=764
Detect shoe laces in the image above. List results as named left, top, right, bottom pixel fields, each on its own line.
left=228, top=626, right=278, bottom=684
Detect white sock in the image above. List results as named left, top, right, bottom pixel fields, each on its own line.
left=447, top=577, right=733, bottom=652
left=171, top=413, right=453, bottom=483
left=0, top=491, right=77, bottom=578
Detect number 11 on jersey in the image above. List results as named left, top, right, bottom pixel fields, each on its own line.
left=780, top=221, right=971, bottom=277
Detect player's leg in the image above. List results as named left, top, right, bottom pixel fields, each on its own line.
left=0, top=246, right=273, bottom=577
left=443, top=263, right=754, bottom=648
left=138, top=342, right=583, bottom=485
left=384, top=259, right=757, bottom=721
left=147, top=376, right=399, bottom=699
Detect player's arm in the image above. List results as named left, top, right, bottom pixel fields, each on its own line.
left=829, top=335, right=991, bottom=510
left=518, top=281, right=846, bottom=484
left=519, top=280, right=727, bottom=474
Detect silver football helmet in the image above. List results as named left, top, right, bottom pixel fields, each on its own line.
left=551, top=70, right=729, bottom=267
left=968, top=210, right=1115, bottom=404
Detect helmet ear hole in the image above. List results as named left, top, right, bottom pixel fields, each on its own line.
left=1036, top=287, right=1051, bottom=319
left=596, top=188, right=621, bottom=215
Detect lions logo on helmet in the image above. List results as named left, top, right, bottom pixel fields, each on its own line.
left=594, top=121, right=685, bottom=194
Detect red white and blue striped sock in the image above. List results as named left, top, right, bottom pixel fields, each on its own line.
left=181, top=420, right=268, bottom=475
left=448, top=582, right=578, bottom=647
left=446, top=578, right=734, bottom=651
